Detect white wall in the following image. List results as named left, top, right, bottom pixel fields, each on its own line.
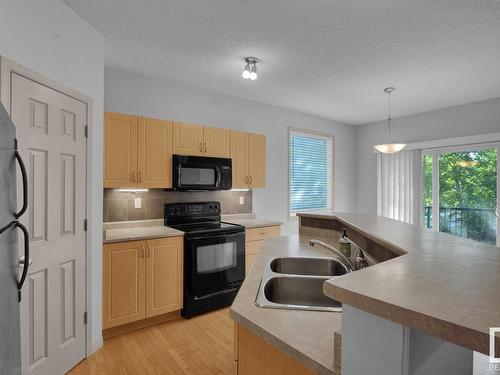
left=0, top=0, right=105, bottom=352
left=104, top=67, right=357, bottom=234
left=355, top=97, right=500, bottom=214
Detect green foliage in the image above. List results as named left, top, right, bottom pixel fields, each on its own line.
left=438, top=149, right=497, bottom=208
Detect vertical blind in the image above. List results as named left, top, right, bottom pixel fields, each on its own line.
left=377, top=149, right=422, bottom=224
left=289, top=130, right=333, bottom=213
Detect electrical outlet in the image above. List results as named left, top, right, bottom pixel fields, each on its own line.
left=134, top=198, right=141, bottom=209
left=239, top=196, right=244, bottom=205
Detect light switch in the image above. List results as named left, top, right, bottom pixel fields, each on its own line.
left=134, top=198, right=141, bottom=209
left=239, top=196, right=244, bottom=205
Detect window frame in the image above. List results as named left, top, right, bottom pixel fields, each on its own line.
left=287, top=127, right=335, bottom=218
left=422, top=142, right=500, bottom=246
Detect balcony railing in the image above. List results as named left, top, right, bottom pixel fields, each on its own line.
left=424, top=206, right=497, bottom=245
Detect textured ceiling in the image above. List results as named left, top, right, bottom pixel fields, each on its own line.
left=63, top=0, right=500, bottom=125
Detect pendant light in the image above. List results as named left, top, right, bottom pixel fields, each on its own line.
left=374, top=87, right=406, bottom=154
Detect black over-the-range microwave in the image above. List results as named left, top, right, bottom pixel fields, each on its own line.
left=172, top=154, right=232, bottom=191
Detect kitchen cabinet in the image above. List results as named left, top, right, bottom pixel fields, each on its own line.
left=145, top=237, right=183, bottom=318
left=104, top=112, right=266, bottom=189
left=172, top=121, right=204, bottom=156
left=204, top=126, right=231, bottom=157
left=173, top=122, right=231, bottom=158
left=103, top=236, right=183, bottom=329
left=104, top=112, right=173, bottom=188
left=104, top=112, right=138, bottom=188
left=248, top=133, right=266, bottom=188
left=138, top=117, right=173, bottom=188
left=103, top=240, right=146, bottom=329
left=230, top=131, right=266, bottom=189
left=245, top=225, right=281, bottom=273
left=235, top=324, right=314, bottom=375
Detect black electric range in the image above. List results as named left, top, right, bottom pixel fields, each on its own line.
left=164, top=202, right=245, bottom=317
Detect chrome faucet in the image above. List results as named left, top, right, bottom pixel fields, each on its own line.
left=309, top=238, right=369, bottom=272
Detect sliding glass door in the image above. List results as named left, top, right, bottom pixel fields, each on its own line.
left=423, top=144, right=499, bottom=246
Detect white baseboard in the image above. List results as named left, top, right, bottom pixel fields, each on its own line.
left=90, top=336, right=104, bottom=355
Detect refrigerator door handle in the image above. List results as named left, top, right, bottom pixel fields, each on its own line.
left=15, top=221, right=29, bottom=302
left=14, top=148, right=28, bottom=219
left=0, top=220, right=30, bottom=302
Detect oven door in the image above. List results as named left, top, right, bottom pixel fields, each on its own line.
left=185, top=231, right=245, bottom=292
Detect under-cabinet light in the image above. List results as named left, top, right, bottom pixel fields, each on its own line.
left=116, top=189, right=149, bottom=193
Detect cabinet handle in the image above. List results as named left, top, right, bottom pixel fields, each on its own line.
left=249, top=176, right=252, bottom=185
left=147, top=246, right=151, bottom=258
left=140, top=246, right=145, bottom=258
left=205, top=142, right=207, bottom=153
left=138, top=171, right=142, bottom=183
left=245, top=176, right=248, bottom=184
left=131, top=171, right=136, bottom=183
left=200, top=142, right=203, bottom=153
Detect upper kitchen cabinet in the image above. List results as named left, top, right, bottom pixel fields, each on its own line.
left=104, top=112, right=173, bottom=188
left=230, top=131, right=249, bottom=188
left=204, top=126, right=231, bottom=157
left=172, top=121, right=204, bottom=156
left=248, top=133, right=266, bottom=188
left=173, top=122, right=231, bottom=158
left=104, top=112, right=138, bottom=188
left=138, top=117, right=173, bottom=188
left=230, top=131, right=266, bottom=189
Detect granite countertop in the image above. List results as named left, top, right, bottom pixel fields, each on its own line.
left=103, top=219, right=183, bottom=243
left=230, top=235, right=342, bottom=375
left=222, top=213, right=282, bottom=229
left=297, top=211, right=500, bottom=357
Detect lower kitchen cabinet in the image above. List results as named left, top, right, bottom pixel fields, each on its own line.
left=245, top=225, right=281, bottom=273
left=234, top=324, right=314, bottom=375
left=103, top=237, right=183, bottom=330
left=146, top=237, right=183, bottom=318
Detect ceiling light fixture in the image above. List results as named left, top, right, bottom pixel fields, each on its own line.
left=242, top=57, right=259, bottom=80
left=374, top=87, right=406, bottom=154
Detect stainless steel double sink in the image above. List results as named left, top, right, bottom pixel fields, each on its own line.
left=255, top=257, right=349, bottom=312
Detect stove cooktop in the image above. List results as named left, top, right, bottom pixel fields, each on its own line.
left=167, top=221, right=244, bottom=235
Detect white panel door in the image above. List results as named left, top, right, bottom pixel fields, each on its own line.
left=10, top=73, right=87, bottom=375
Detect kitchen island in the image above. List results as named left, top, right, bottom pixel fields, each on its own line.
left=231, top=212, right=500, bottom=374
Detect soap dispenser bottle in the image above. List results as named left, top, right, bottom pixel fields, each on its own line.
left=338, top=229, right=351, bottom=258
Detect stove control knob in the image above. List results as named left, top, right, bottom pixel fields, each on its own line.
left=175, top=208, right=181, bottom=215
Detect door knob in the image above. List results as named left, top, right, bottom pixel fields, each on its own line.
left=19, top=256, right=32, bottom=266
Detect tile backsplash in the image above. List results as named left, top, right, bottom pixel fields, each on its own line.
left=103, top=189, right=252, bottom=222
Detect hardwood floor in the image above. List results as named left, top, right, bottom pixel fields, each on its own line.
left=68, top=308, right=235, bottom=375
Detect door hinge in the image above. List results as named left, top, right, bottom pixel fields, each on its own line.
left=84, top=125, right=88, bottom=138
left=83, top=219, right=88, bottom=231
left=83, top=311, right=88, bottom=325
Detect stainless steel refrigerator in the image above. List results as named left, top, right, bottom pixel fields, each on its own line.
left=0, top=102, right=29, bottom=375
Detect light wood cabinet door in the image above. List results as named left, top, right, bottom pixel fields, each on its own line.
left=204, top=126, right=231, bottom=157
left=230, top=130, right=250, bottom=188
left=104, top=112, right=138, bottom=188
left=145, top=237, right=183, bottom=318
left=249, top=133, right=266, bottom=188
left=103, top=241, right=146, bottom=329
left=138, top=117, right=173, bottom=188
left=173, top=121, right=204, bottom=156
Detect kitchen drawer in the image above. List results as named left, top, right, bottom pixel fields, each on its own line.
left=245, top=240, right=263, bottom=256
left=245, top=225, right=281, bottom=242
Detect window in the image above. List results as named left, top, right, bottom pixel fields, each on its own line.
left=288, top=129, right=333, bottom=215
left=422, top=145, right=499, bottom=246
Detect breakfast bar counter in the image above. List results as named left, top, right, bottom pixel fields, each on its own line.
left=297, top=211, right=500, bottom=357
